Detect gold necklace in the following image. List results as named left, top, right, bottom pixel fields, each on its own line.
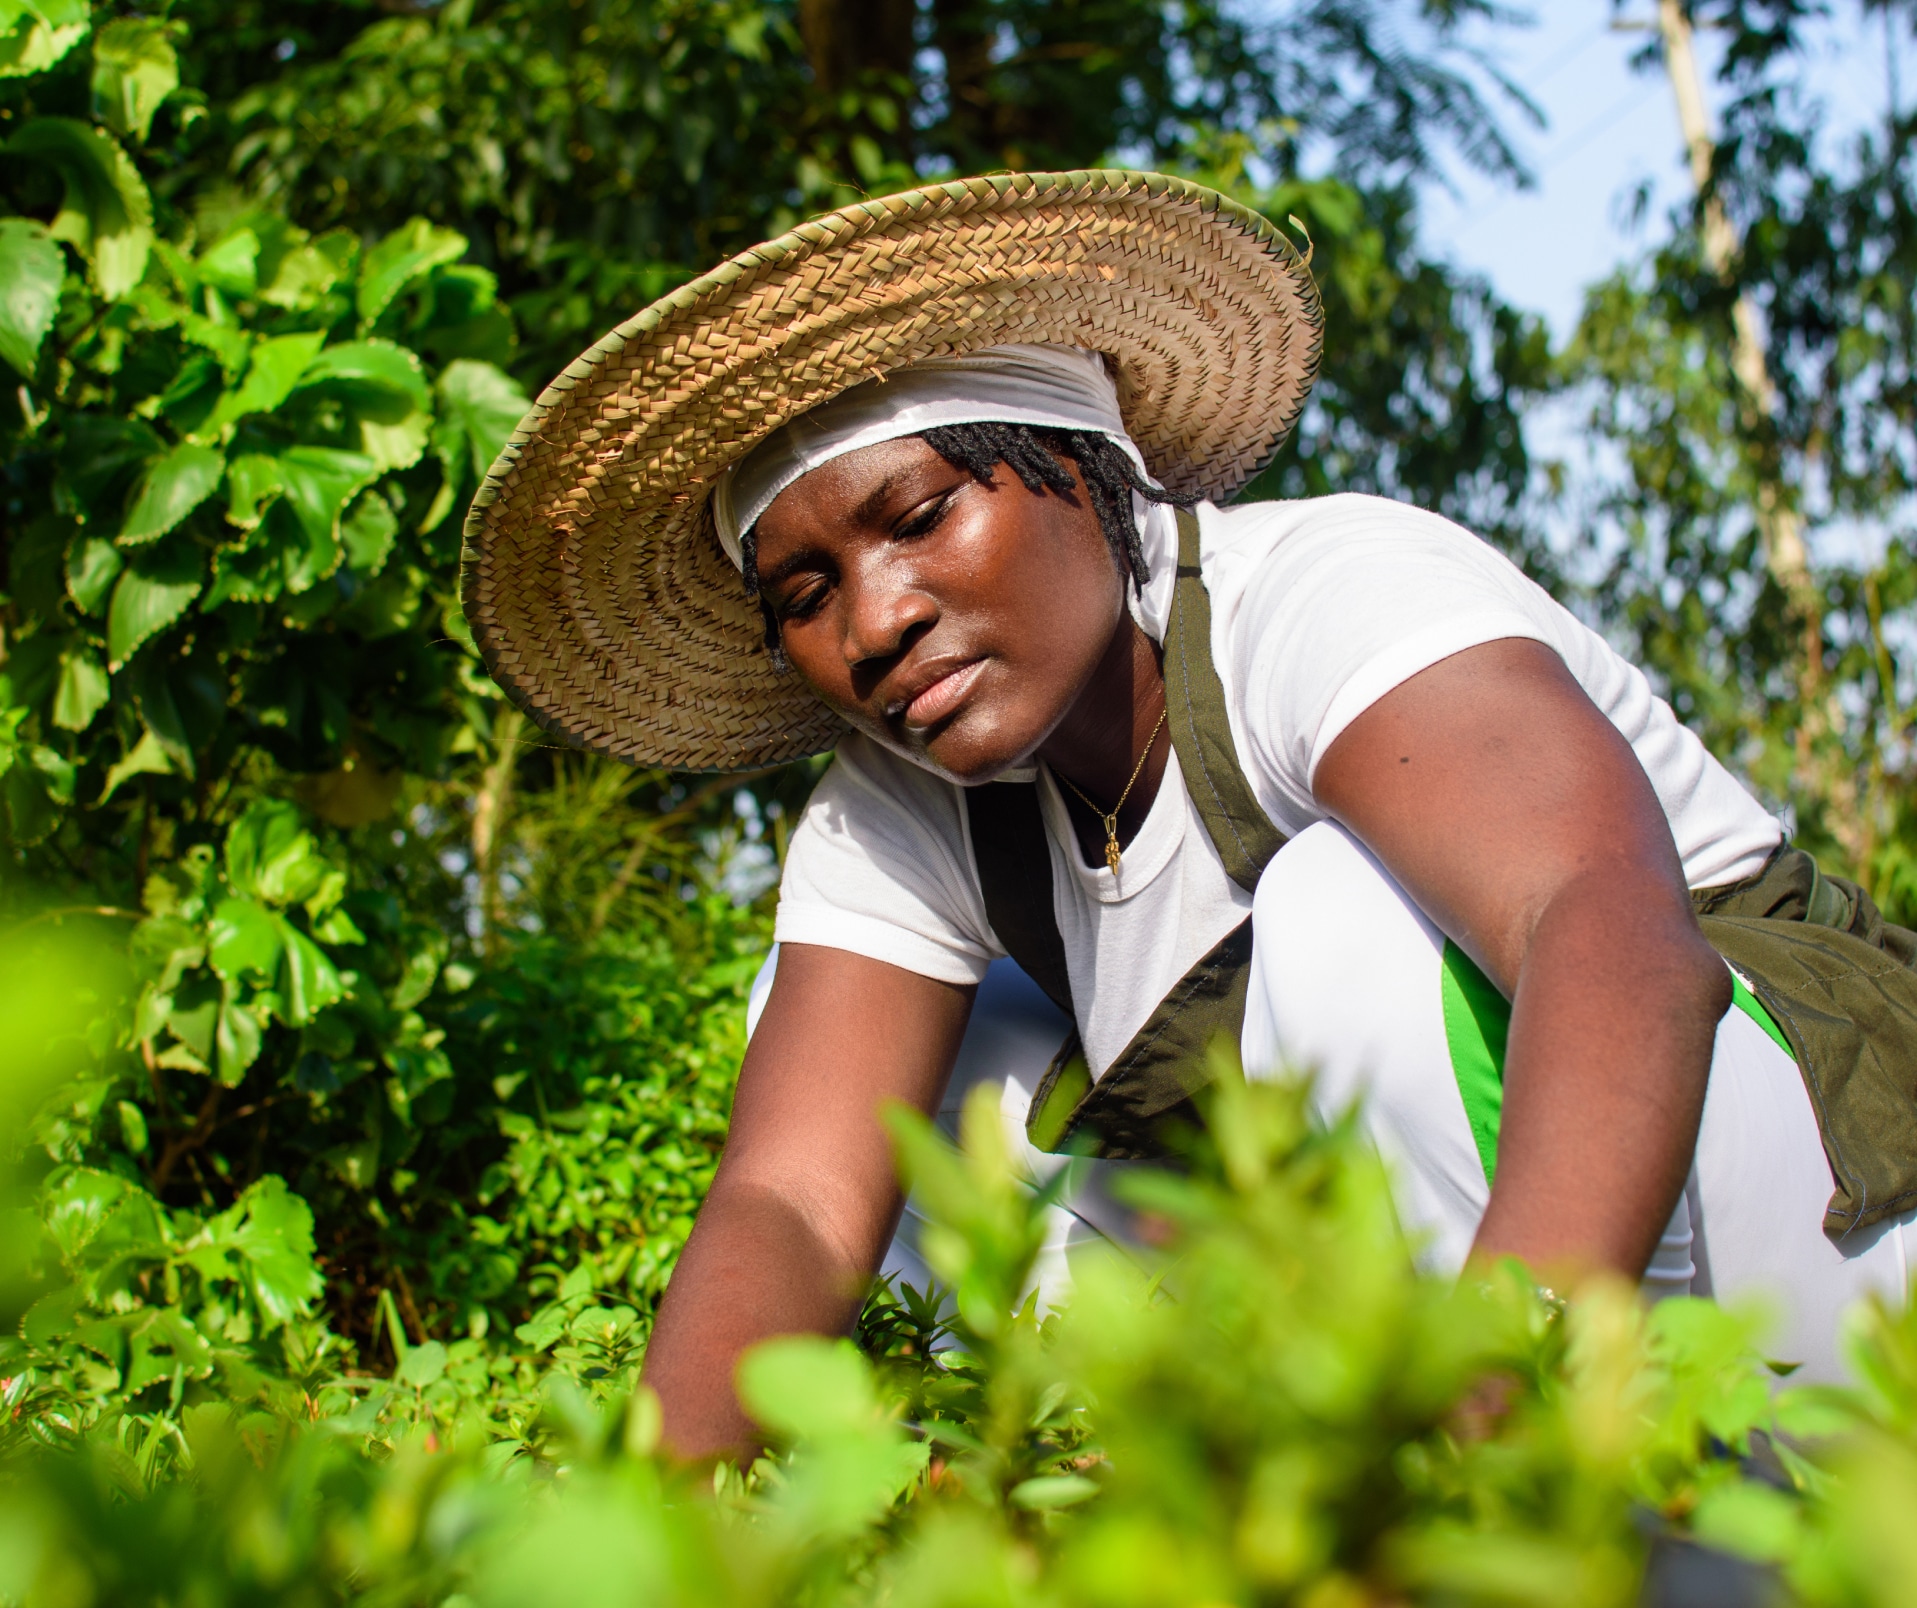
left=1057, top=707, right=1169, bottom=875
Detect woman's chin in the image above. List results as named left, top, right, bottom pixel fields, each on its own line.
left=865, top=711, right=1040, bottom=785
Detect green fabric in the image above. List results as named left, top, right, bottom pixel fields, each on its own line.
left=1439, top=945, right=1796, bottom=1189
left=1729, top=967, right=1793, bottom=1058
left=1439, top=941, right=1508, bottom=1185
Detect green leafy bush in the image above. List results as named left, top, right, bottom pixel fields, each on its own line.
left=0, top=4, right=771, bottom=1450
left=6, top=1060, right=1917, bottom=1608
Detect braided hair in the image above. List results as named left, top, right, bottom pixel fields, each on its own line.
left=739, top=422, right=1193, bottom=666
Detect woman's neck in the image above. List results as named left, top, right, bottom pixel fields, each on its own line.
left=1037, top=616, right=1170, bottom=860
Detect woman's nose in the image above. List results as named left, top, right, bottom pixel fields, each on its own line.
left=842, top=564, right=937, bottom=666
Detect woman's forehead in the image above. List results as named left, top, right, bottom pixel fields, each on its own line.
left=758, top=436, right=952, bottom=537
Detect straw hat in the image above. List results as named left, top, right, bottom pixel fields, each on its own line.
left=460, top=169, right=1323, bottom=772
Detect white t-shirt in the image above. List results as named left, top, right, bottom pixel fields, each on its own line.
left=773, top=494, right=1784, bottom=1078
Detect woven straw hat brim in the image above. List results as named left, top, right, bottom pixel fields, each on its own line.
left=460, top=169, right=1323, bottom=772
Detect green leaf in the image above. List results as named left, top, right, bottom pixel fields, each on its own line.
left=41, top=1166, right=131, bottom=1265
left=275, top=445, right=377, bottom=591
left=107, top=541, right=202, bottom=667
left=196, top=227, right=259, bottom=298
left=299, top=339, right=433, bottom=473
left=97, top=727, right=171, bottom=801
left=258, top=235, right=347, bottom=310
left=202, top=331, right=326, bottom=432
left=0, top=0, right=88, bottom=78
left=737, top=1336, right=884, bottom=1442
left=89, top=17, right=176, bottom=143
left=115, top=1099, right=147, bottom=1155
left=357, top=219, right=469, bottom=328
left=224, top=452, right=283, bottom=528
left=227, top=1176, right=324, bottom=1325
left=278, top=920, right=344, bottom=1025
left=124, top=1309, right=213, bottom=1392
left=434, top=358, right=530, bottom=484
left=51, top=648, right=108, bottom=732
left=224, top=801, right=328, bottom=905
left=5, top=117, right=152, bottom=298
left=64, top=534, right=122, bottom=614
left=0, top=218, right=63, bottom=378
left=295, top=337, right=432, bottom=415
left=1009, top=1474, right=1100, bottom=1510
left=398, top=1339, right=447, bottom=1388
left=208, top=897, right=283, bottom=982
left=119, top=441, right=223, bottom=546
left=215, top=998, right=263, bottom=1084
left=60, top=412, right=162, bottom=524
left=512, top=1303, right=570, bottom=1352
left=340, top=490, right=398, bottom=576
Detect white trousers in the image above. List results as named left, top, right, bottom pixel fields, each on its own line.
left=1245, top=822, right=1915, bottom=1381
left=745, top=822, right=1915, bottom=1379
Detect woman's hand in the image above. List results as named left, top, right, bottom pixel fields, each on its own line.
left=640, top=944, right=975, bottom=1461
left=1313, top=638, right=1731, bottom=1285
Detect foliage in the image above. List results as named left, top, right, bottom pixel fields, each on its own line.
left=1562, top=0, right=1917, bottom=917
left=7, top=1059, right=1917, bottom=1608
left=0, top=0, right=780, bottom=1419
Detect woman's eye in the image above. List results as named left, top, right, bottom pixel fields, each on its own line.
left=897, top=492, right=953, bottom=541
left=779, top=581, right=828, bottom=621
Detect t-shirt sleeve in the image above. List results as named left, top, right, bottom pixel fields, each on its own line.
left=1226, top=496, right=1556, bottom=820
left=773, top=736, right=1003, bottom=985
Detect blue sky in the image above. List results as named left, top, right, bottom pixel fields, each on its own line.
left=1417, top=2, right=1895, bottom=343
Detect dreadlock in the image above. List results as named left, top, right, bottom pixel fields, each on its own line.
left=740, top=422, right=1194, bottom=668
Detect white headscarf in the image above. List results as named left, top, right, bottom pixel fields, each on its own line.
left=709, top=343, right=1180, bottom=639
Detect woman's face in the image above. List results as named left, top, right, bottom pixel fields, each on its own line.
left=750, top=435, right=1128, bottom=782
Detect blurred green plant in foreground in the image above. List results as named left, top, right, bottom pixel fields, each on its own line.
left=5, top=1038, right=1917, bottom=1608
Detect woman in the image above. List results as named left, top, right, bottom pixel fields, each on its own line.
left=462, top=172, right=1917, bottom=1459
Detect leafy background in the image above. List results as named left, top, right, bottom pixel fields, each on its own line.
left=4, top=0, right=1917, bottom=1602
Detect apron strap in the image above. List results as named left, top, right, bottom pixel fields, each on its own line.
left=962, top=504, right=1289, bottom=1156
left=966, top=777, right=1075, bottom=1019
left=1165, top=507, right=1288, bottom=890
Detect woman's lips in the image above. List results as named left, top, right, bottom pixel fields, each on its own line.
left=902, top=659, right=986, bottom=729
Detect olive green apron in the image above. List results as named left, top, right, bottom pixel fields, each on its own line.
left=964, top=510, right=1917, bottom=1237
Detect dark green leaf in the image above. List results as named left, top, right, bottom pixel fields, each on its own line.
left=202, top=331, right=326, bottom=432
left=0, top=217, right=63, bottom=378
left=107, top=541, right=202, bottom=667
left=5, top=117, right=153, bottom=297
left=275, top=445, right=376, bottom=591
left=295, top=337, right=431, bottom=416
left=340, top=490, right=398, bottom=576
left=356, top=217, right=468, bottom=328
left=65, top=534, right=123, bottom=615
left=119, top=441, right=224, bottom=546
left=434, top=358, right=529, bottom=484
left=278, top=920, right=344, bottom=1025
left=51, top=649, right=108, bottom=732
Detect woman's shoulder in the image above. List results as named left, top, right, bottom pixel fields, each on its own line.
left=1200, top=493, right=1544, bottom=638
left=1202, top=492, right=1501, bottom=569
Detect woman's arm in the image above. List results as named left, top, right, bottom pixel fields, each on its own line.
left=1313, top=638, right=1732, bottom=1283
left=641, top=942, right=975, bottom=1460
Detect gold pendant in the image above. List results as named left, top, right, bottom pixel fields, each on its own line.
left=1104, top=831, right=1122, bottom=875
